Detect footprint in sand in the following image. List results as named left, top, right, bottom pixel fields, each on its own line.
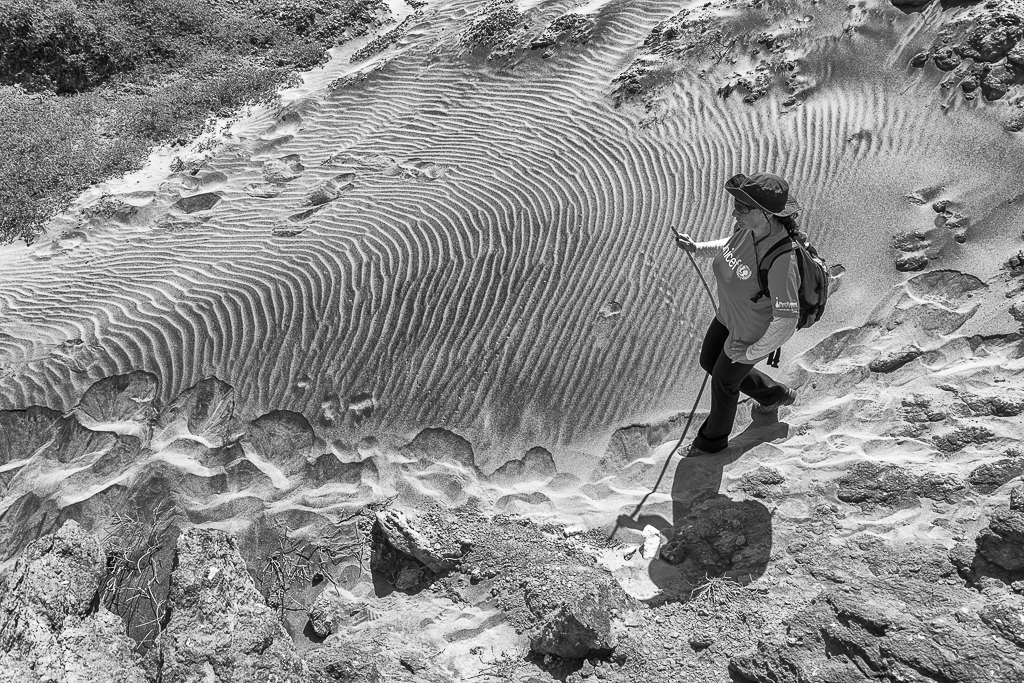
left=54, top=231, right=87, bottom=252
left=892, top=190, right=971, bottom=271
left=117, top=191, right=156, bottom=207
left=334, top=153, right=446, bottom=180
left=598, top=300, right=623, bottom=318
left=262, top=154, right=305, bottom=183
left=272, top=207, right=326, bottom=237
left=243, top=183, right=287, bottom=199
left=172, top=192, right=222, bottom=214
left=263, top=110, right=304, bottom=139
left=49, top=338, right=103, bottom=374
left=303, top=177, right=355, bottom=207
left=180, top=171, right=228, bottom=194
left=245, top=135, right=294, bottom=156
left=273, top=174, right=355, bottom=235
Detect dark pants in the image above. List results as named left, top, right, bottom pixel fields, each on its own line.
left=692, top=317, right=789, bottom=453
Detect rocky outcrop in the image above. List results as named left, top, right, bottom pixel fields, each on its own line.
left=730, top=582, right=1024, bottom=683
left=909, top=0, right=1024, bottom=101
left=158, top=527, right=305, bottom=683
left=836, top=461, right=966, bottom=510
left=969, top=458, right=1024, bottom=493
left=0, top=520, right=145, bottom=682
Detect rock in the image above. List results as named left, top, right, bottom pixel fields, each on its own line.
left=307, top=586, right=366, bottom=637
left=370, top=509, right=467, bottom=590
left=736, top=584, right=1024, bottom=683
left=158, top=527, right=304, bottom=683
left=73, top=371, right=159, bottom=437
left=910, top=51, right=930, bottom=67
left=933, top=426, right=996, bottom=454
left=528, top=582, right=620, bottom=659
left=895, top=254, right=929, bottom=272
left=983, top=64, right=1013, bottom=101
left=933, top=47, right=962, bottom=71
left=0, top=520, right=104, bottom=635
left=0, top=521, right=145, bottom=682
left=659, top=494, right=771, bottom=582
left=731, top=466, right=786, bottom=499
left=1011, top=485, right=1024, bottom=511
left=868, top=347, right=923, bottom=373
left=890, top=0, right=932, bottom=6
left=978, top=509, right=1024, bottom=574
left=530, top=12, right=592, bottom=51
left=1009, top=43, right=1024, bottom=68
left=56, top=611, right=148, bottom=683
left=373, top=509, right=465, bottom=574
left=915, top=472, right=966, bottom=503
left=969, top=459, right=1024, bottom=493
left=729, top=639, right=836, bottom=683
left=967, top=25, right=1019, bottom=63
left=836, top=462, right=918, bottom=510
left=979, top=596, right=1024, bottom=647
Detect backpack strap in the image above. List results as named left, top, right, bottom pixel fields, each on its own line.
left=751, top=237, right=797, bottom=303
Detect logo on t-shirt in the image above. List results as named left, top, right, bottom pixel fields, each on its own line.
left=721, top=245, right=751, bottom=280
left=774, top=296, right=799, bottom=313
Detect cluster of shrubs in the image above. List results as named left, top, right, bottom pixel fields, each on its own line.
left=0, top=0, right=386, bottom=244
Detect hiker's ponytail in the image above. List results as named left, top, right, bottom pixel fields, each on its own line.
left=778, top=213, right=819, bottom=258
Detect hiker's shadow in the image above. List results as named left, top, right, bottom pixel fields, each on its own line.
left=629, top=413, right=787, bottom=602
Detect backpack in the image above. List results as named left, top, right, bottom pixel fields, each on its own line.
left=751, top=232, right=831, bottom=366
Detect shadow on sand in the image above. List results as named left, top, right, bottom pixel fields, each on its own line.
left=613, top=409, right=789, bottom=603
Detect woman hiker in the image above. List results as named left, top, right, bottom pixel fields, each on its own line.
left=674, top=172, right=802, bottom=456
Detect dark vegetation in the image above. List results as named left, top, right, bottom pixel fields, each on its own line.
left=0, top=0, right=386, bottom=244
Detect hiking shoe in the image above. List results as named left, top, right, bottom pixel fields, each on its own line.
left=751, top=388, right=797, bottom=415
left=682, top=443, right=714, bottom=457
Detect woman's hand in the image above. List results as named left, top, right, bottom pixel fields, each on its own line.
left=674, top=231, right=697, bottom=254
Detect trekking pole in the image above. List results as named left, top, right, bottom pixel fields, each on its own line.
left=608, top=227, right=717, bottom=539
left=655, top=226, right=716, bottom=463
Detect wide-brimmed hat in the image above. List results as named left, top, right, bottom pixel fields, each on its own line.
left=725, top=172, right=801, bottom=217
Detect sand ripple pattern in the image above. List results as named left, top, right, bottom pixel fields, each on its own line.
left=1, top=0, right=1022, bottom=460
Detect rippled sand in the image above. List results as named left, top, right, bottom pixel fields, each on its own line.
left=2, top=0, right=1024, bottom=563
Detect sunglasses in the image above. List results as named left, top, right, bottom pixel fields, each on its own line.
left=734, top=200, right=756, bottom=214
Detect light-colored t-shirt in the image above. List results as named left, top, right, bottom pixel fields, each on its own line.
left=711, top=227, right=801, bottom=362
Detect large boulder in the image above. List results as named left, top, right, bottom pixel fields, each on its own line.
left=524, top=566, right=637, bottom=659
left=0, top=520, right=145, bottom=682
left=0, top=519, right=104, bottom=634
left=158, top=527, right=305, bottom=682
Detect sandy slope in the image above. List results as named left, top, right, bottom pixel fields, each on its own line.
left=1, top=0, right=1022, bottom=466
